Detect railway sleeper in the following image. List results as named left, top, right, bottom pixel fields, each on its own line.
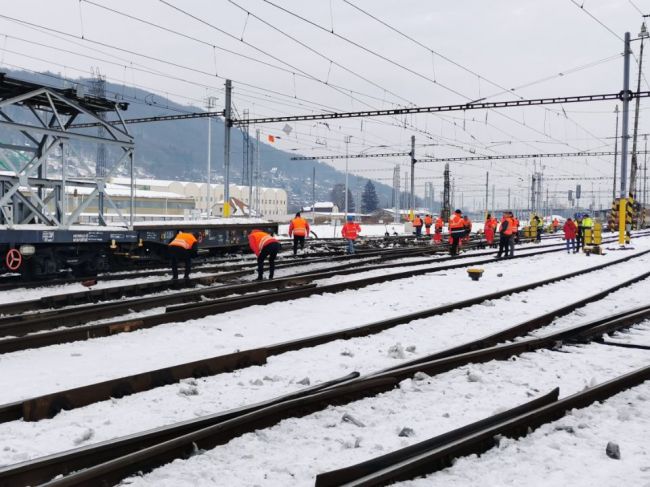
left=22, top=306, right=650, bottom=487
left=0, top=248, right=648, bottom=420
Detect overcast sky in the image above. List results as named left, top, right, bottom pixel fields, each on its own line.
left=1, top=0, right=648, bottom=210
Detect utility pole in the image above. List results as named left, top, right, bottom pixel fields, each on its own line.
left=508, top=187, right=511, bottom=210
left=484, top=171, right=489, bottom=217
left=442, top=163, right=450, bottom=220
left=312, top=166, right=316, bottom=224
left=393, top=164, right=400, bottom=223
left=255, top=128, right=260, bottom=216
left=630, top=22, right=648, bottom=198
left=91, top=71, right=107, bottom=225
left=531, top=174, right=536, bottom=213
left=410, top=135, right=416, bottom=219
left=613, top=105, right=619, bottom=202
left=643, top=134, right=648, bottom=212
left=492, top=184, right=495, bottom=213
left=344, top=135, right=351, bottom=217
left=206, top=96, right=217, bottom=217
left=621, top=32, right=632, bottom=199
left=247, top=137, right=253, bottom=217
left=223, top=80, right=232, bottom=217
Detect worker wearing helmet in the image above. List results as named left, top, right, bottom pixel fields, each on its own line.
left=574, top=214, right=584, bottom=252
left=424, top=214, right=433, bottom=236
left=434, top=216, right=444, bottom=243
left=581, top=214, right=594, bottom=248
left=484, top=213, right=496, bottom=247
left=341, top=215, right=362, bottom=254
left=497, top=211, right=515, bottom=259
left=248, top=229, right=281, bottom=280
left=448, top=209, right=466, bottom=256
left=413, top=214, right=423, bottom=237
left=288, top=211, right=310, bottom=256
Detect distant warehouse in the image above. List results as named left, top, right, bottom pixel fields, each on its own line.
left=110, top=177, right=287, bottom=220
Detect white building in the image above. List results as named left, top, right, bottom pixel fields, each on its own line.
left=110, top=177, right=287, bottom=217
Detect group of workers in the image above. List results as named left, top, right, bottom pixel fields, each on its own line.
left=495, top=211, right=520, bottom=259
left=562, top=213, right=594, bottom=253
left=167, top=208, right=596, bottom=282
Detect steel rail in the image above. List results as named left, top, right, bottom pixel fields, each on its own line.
left=0, top=243, right=572, bottom=354
left=315, top=366, right=650, bottom=486
left=0, top=239, right=534, bottom=339
left=0, top=235, right=643, bottom=354
left=10, top=303, right=650, bottom=487
left=0, top=243, right=444, bottom=316
left=1, top=251, right=647, bottom=424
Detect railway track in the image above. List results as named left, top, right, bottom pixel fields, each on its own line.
left=0, top=246, right=648, bottom=423
left=2, top=290, right=649, bottom=487
left=314, top=366, right=650, bottom=486
left=0, top=229, right=560, bottom=292
left=0, top=238, right=485, bottom=315
left=0, top=233, right=444, bottom=291
left=0, top=238, right=596, bottom=354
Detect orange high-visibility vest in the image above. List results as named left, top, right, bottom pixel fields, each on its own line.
left=435, top=217, right=444, bottom=230
left=449, top=214, right=465, bottom=230
left=342, top=222, right=361, bottom=240
left=248, top=230, right=279, bottom=256
left=424, top=216, right=433, bottom=226
left=413, top=217, right=423, bottom=227
left=169, top=232, right=197, bottom=250
left=289, top=217, right=310, bottom=237
left=500, top=217, right=515, bottom=235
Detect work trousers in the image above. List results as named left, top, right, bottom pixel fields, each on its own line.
left=170, top=246, right=192, bottom=280
left=425, top=225, right=431, bottom=235
left=565, top=238, right=575, bottom=253
left=292, top=235, right=305, bottom=255
left=346, top=239, right=356, bottom=254
left=576, top=230, right=584, bottom=251
left=257, top=242, right=281, bottom=279
left=414, top=225, right=422, bottom=237
left=497, top=234, right=512, bottom=258
left=450, top=230, right=465, bottom=256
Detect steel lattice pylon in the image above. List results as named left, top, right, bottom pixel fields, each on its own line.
left=0, top=73, right=135, bottom=229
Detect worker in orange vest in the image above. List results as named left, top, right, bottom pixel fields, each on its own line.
left=412, top=214, right=423, bottom=237
left=552, top=217, right=560, bottom=233
left=497, top=211, right=515, bottom=258
left=434, top=216, right=444, bottom=243
left=448, top=209, right=466, bottom=256
left=248, top=229, right=281, bottom=280
left=462, top=215, right=472, bottom=245
left=510, top=214, right=520, bottom=254
left=484, top=213, right=495, bottom=247
left=341, top=215, right=362, bottom=254
left=424, top=214, right=433, bottom=235
left=168, top=230, right=198, bottom=282
left=288, top=211, right=310, bottom=256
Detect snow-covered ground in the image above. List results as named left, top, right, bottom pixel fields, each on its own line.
left=121, top=328, right=650, bottom=486
left=399, top=380, right=650, bottom=487
left=1, top=238, right=650, bottom=476
left=279, top=222, right=407, bottom=238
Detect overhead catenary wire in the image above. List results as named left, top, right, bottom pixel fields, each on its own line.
left=260, top=0, right=619, bottom=174
left=341, top=0, right=618, bottom=151
left=0, top=4, right=631, bottom=194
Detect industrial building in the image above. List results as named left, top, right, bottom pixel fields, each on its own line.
left=110, top=177, right=288, bottom=218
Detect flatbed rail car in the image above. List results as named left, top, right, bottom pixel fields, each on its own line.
left=0, top=220, right=278, bottom=278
